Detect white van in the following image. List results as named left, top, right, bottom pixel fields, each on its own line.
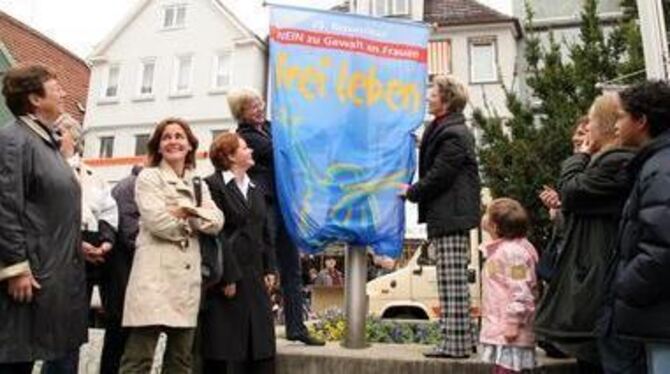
left=367, top=233, right=483, bottom=320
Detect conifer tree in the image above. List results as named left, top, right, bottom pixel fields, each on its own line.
left=475, top=0, right=645, bottom=246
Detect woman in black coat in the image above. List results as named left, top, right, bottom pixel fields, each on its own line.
left=230, top=88, right=323, bottom=345
left=201, top=133, right=277, bottom=374
left=534, top=94, right=635, bottom=370
left=0, top=65, right=87, bottom=373
left=401, top=75, right=480, bottom=358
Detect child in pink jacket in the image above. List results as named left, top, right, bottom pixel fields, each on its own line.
left=480, top=198, right=539, bottom=373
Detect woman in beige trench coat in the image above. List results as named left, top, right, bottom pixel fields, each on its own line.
left=120, top=118, right=223, bottom=374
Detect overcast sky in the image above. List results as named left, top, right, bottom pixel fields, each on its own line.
left=0, top=0, right=512, bottom=59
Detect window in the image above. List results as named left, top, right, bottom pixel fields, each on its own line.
left=372, top=0, right=409, bottom=16
left=392, top=0, right=409, bottom=15
left=173, top=55, right=192, bottom=94
left=175, top=5, right=186, bottom=25
left=469, top=38, right=498, bottom=83
left=373, top=0, right=387, bottom=16
left=138, top=59, right=156, bottom=96
left=163, top=4, right=187, bottom=29
left=354, top=0, right=365, bottom=13
left=103, top=64, right=120, bottom=98
left=428, top=40, right=452, bottom=76
left=99, top=136, right=114, bottom=158
left=211, top=129, right=228, bottom=141
left=212, top=51, right=232, bottom=90
left=164, top=7, right=174, bottom=28
left=135, top=134, right=150, bottom=156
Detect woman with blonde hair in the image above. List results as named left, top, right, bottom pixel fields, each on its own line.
left=534, top=94, right=637, bottom=372
left=119, top=118, right=223, bottom=374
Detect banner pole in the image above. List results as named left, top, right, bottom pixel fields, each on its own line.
left=343, top=244, right=369, bottom=349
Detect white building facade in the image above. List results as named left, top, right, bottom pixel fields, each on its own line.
left=83, top=0, right=267, bottom=182
left=347, top=0, right=521, bottom=118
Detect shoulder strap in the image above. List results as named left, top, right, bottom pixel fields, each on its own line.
left=192, top=176, right=202, bottom=207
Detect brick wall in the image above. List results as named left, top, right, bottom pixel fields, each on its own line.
left=0, top=11, right=90, bottom=123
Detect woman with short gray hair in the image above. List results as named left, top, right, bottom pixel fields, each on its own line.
left=401, top=75, right=481, bottom=359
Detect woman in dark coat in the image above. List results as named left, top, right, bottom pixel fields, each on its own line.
left=0, top=65, right=87, bottom=373
left=201, top=132, right=277, bottom=374
left=534, top=94, right=636, bottom=370
left=401, top=75, right=481, bottom=358
left=230, top=88, right=323, bottom=346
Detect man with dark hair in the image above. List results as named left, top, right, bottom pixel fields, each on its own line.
left=0, top=65, right=87, bottom=373
left=599, top=80, right=670, bottom=374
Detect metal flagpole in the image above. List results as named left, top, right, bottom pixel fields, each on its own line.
left=342, top=244, right=369, bottom=349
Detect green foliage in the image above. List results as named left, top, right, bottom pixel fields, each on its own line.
left=611, top=0, right=646, bottom=82
left=475, top=0, right=646, bottom=246
left=308, top=308, right=444, bottom=345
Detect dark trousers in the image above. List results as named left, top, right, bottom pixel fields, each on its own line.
left=99, top=245, right=133, bottom=374
left=0, top=362, right=33, bottom=374
left=120, top=326, right=195, bottom=374
left=100, top=317, right=129, bottom=374
left=41, top=350, right=78, bottom=374
left=270, top=205, right=308, bottom=338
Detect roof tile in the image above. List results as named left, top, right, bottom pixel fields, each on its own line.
left=0, top=10, right=90, bottom=122
left=424, top=0, right=516, bottom=27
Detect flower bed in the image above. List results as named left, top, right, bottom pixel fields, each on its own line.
left=308, top=308, right=443, bottom=345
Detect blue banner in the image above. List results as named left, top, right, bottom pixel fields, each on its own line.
left=269, top=5, right=428, bottom=258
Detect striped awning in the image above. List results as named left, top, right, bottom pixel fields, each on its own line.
left=428, top=40, right=451, bottom=75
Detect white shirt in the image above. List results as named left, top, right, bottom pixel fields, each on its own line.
left=68, top=156, right=119, bottom=232
left=221, top=170, right=255, bottom=200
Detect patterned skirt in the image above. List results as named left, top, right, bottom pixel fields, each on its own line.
left=481, top=344, right=536, bottom=371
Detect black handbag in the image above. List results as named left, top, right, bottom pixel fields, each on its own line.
left=192, top=176, right=224, bottom=287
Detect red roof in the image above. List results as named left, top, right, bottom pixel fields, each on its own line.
left=424, top=0, right=519, bottom=30
left=0, top=10, right=90, bottom=123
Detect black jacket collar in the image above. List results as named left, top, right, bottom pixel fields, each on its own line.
left=422, top=111, right=465, bottom=147
left=211, top=170, right=252, bottom=209
left=439, top=111, right=466, bottom=128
